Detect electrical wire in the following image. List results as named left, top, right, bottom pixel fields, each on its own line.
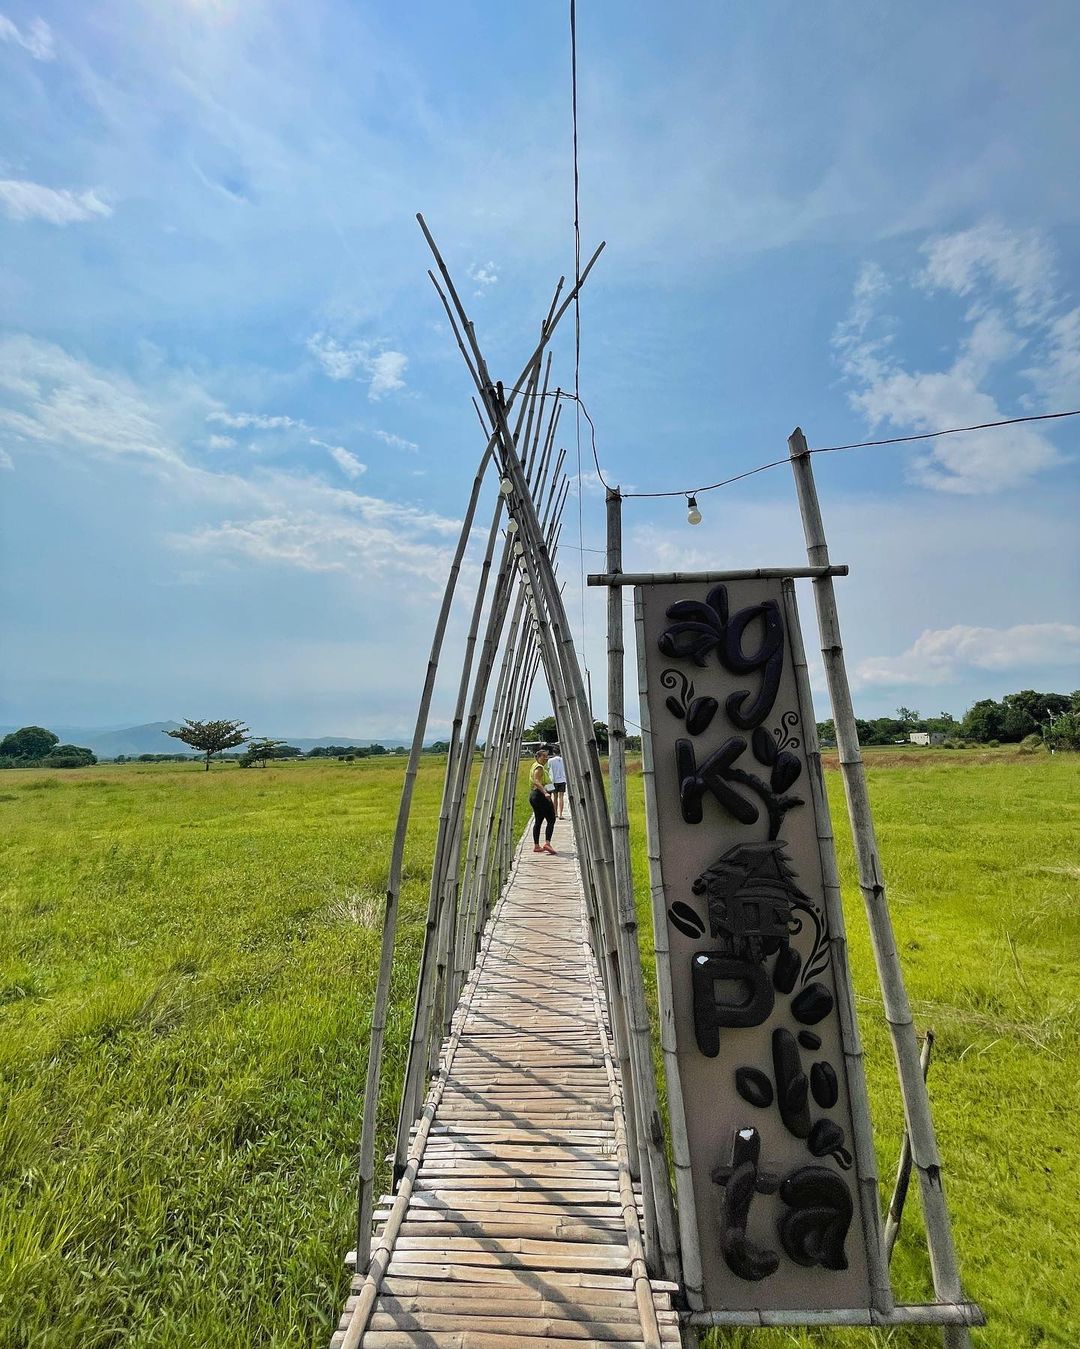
left=527, top=391, right=1080, bottom=501
left=569, top=0, right=590, bottom=688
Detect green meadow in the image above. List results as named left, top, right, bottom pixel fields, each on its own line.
left=1, top=752, right=1077, bottom=1347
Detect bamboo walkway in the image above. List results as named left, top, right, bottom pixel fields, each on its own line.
left=333, top=829, right=681, bottom=1349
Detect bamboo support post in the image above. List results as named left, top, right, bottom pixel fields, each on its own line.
left=588, top=566, right=849, bottom=586
left=354, top=437, right=495, bottom=1270
left=782, top=579, right=892, bottom=1315
left=605, top=486, right=683, bottom=1281
left=634, top=587, right=705, bottom=1312
left=885, top=1029, right=935, bottom=1263
left=788, top=426, right=973, bottom=1349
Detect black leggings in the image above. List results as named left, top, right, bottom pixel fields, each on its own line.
left=529, top=788, right=556, bottom=844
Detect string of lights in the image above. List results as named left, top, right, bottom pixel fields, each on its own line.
left=521, top=388, right=1079, bottom=523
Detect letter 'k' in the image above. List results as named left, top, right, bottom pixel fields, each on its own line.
left=676, top=737, right=759, bottom=826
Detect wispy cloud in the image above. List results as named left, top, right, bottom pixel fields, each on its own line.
left=369, top=428, right=419, bottom=453
left=0, top=14, right=54, bottom=60
left=0, top=334, right=460, bottom=587
left=207, top=433, right=235, bottom=450
left=0, top=448, right=13, bottom=471
left=855, top=623, right=1080, bottom=688
left=0, top=179, right=111, bottom=225
left=834, top=223, right=1076, bottom=493
left=0, top=334, right=184, bottom=467
left=311, top=437, right=367, bottom=478
left=306, top=333, right=408, bottom=401
left=468, top=260, right=499, bottom=296
left=207, top=410, right=303, bottom=430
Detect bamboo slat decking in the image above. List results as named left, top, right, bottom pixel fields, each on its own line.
left=333, top=831, right=681, bottom=1349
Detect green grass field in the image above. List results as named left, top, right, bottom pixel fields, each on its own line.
left=1, top=753, right=1077, bottom=1347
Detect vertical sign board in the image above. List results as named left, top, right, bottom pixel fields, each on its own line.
left=638, top=578, right=875, bottom=1313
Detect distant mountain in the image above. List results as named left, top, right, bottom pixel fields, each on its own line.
left=0, top=722, right=411, bottom=758
left=277, top=736, right=409, bottom=753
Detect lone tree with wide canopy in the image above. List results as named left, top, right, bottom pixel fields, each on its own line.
left=165, top=719, right=248, bottom=770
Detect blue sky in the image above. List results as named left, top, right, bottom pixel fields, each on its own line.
left=1, top=1, right=1077, bottom=737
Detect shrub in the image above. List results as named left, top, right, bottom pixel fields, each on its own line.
left=1018, top=733, right=1044, bottom=754
left=987, top=739, right=1000, bottom=748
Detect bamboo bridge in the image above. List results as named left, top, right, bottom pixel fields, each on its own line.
left=333, top=833, right=680, bottom=1349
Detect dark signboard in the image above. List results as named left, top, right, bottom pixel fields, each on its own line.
left=638, top=578, right=874, bottom=1312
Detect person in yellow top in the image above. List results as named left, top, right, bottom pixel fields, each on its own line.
left=529, top=747, right=557, bottom=854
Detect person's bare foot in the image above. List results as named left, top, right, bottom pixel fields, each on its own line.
left=542, top=843, right=557, bottom=854
left=533, top=845, right=543, bottom=853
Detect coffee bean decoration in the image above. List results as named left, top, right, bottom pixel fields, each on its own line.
left=735, top=1066, right=774, bottom=1109
left=771, top=1028, right=811, bottom=1139
left=810, top=1061, right=838, bottom=1109
left=667, top=901, right=706, bottom=940
left=808, top=1118, right=846, bottom=1157
left=791, top=981, right=834, bottom=1025
left=797, top=1030, right=821, bottom=1051
left=772, top=944, right=801, bottom=994
left=685, top=695, right=719, bottom=735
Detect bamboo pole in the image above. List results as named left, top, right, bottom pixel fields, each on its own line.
left=687, top=1303, right=984, bottom=1329
left=782, top=578, right=892, bottom=1315
left=606, top=486, right=684, bottom=1280
left=354, top=437, right=496, bottom=1271
left=885, top=1029, right=935, bottom=1263
left=588, top=566, right=848, bottom=586
left=788, top=427, right=973, bottom=1349
left=633, top=586, right=705, bottom=1312
left=394, top=398, right=538, bottom=1168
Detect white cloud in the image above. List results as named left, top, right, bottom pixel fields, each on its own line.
left=0, top=180, right=112, bottom=225
left=207, top=433, right=235, bottom=450
left=311, top=437, right=367, bottom=478
left=306, top=333, right=408, bottom=401
left=0, top=14, right=54, bottom=60
left=207, top=410, right=302, bottom=430
left=0, top=448, right=13, bottom=470
left=0, top=334, right=184, bottom=468
left=919, top=222, right=1056, bottom=326
left=367, top=350, right=408, bottom=400
left=176, top=495, right=456, bottom=584
left=855, top=623, right=1080, bottom=688
left=370, top=428, right=419, bottom=453
left=0, top=334, right=461, bottom=588
left=468, top=260, right=499, bottom=295
left=834, top=224, right=1076, bottom=493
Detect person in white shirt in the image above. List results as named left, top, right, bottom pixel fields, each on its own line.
left=547, top=746, right=567, bottom=819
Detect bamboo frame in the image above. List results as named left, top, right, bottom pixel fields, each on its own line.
left=885, top=1029, right=935, bottom=1263
left=633, top=586, right=705, bottom=1312
left=354, top=435, right=496, bottom=1269
left=788, top=426, right=975, bottom=1349
left=781, top=578, right=892, bottom=1315
left=605, top=486, right=685, bottom=1284
left=588, top=566, right=848, bottom=586
left=688, top=1303, right=984, bottom=1329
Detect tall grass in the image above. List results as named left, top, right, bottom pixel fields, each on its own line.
left=1, top=753, right=1076, bottom=1346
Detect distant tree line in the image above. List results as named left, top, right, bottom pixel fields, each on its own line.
left=816, top=689, right=1080, bottom=750
left=0, top=726, right=96, bottom=769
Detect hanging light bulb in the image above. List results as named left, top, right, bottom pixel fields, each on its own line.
left=686, top=494, right=702, bottom=526
left=498, top=478, right=513, bottom=497
left=506, top=518, right=519, bottom=535
left=513, top=541, right=524, bottom=556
